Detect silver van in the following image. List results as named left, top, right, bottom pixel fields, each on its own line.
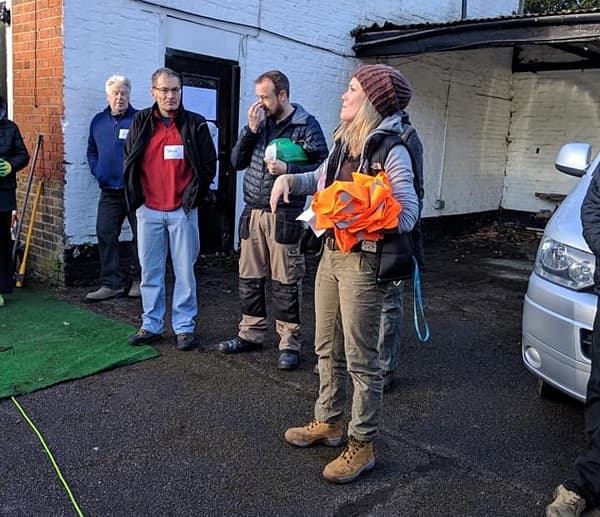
left=522, top=143, right=598, bottom=402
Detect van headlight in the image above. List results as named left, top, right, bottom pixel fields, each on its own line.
left=534, top=237, right=595, bottom=290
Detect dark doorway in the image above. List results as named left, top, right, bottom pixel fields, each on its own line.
left=165, top=48, right=240, bottom=254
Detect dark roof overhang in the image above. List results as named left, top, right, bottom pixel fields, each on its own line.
left=353, top=11, right=600, bottom=64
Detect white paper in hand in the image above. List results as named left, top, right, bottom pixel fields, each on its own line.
left=296, top=207, right=325, bottom=237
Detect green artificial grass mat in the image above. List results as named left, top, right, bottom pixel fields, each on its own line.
left=0, top=288, right=158, bottom=399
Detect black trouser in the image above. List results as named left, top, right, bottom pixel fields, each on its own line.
left=96, top=189, right=140, bottom=289
left=565, top=297, right=600, bottom=507
left=0, top=211, right=13, bottom=294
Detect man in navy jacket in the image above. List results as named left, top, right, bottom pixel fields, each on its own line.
left=86, top=75, right=140, bottom=301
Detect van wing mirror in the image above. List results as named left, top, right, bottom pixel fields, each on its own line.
left=555, top=143, right=592, bottom=177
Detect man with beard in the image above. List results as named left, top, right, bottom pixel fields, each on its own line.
left=217, top=70, right=328, bottom=370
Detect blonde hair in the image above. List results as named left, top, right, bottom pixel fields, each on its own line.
left=333, top=98, right=383, bottom=157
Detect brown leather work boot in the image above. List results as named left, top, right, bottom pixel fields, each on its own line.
left=322, top=435, right=375, bottom=484
left=545, top=484, right=586, bottom=517
left=284, top=419, right=345, bottom=447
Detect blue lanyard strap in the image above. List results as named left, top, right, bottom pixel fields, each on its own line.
left=412, top=258, right=430, bottom=342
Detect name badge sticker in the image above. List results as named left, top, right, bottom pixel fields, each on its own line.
left=119, top=129, right=129, bottom=140
left=164, top=145, right=184, bottom=160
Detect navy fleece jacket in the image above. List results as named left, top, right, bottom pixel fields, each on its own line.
left=87, top=104, right=137, bottom=189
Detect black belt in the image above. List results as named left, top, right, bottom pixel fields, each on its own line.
left=324, top=236, right=341, bottom=251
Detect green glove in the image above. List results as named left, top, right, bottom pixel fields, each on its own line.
left=0, top=159, right=12, bottom=177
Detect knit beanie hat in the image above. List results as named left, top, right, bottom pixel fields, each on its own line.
left=353, top=64, right=412, bottom=117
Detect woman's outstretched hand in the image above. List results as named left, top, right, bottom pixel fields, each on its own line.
left=270, top=174, right=293, bottom=212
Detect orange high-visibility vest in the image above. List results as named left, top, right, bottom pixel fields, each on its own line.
left=311, top=172, right=402, bottom=252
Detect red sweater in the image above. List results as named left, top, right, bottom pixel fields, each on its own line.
left=140, top=110, right=193, bottom=210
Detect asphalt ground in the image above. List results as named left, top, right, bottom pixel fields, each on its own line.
left=0, top=227, right=594, bottom=516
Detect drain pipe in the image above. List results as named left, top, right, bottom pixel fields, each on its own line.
left=462, top=0, right=467, bottom=19
left=434, top=79, right=451, bottom=211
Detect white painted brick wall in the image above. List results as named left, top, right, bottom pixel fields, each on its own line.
left=466, top=0, right=521, bottom=17
left=63, top=0, right=520, bottom=245
left=63, top=2, right=162, bottom=244
left=389, top=48, right=514, bottom=218
left=504, top=69, right=600, bottom=213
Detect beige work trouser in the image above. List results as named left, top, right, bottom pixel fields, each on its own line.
left=238, top=209, right=305, bottom=351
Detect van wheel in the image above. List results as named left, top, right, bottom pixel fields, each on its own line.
left=537, top=379, right=563, bottom=400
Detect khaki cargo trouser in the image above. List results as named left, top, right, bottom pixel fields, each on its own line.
left=238, top=209, right=305, bottom=351
left=313, top=247, right=386, bottom=441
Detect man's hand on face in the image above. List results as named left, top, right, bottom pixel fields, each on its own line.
left=0, top=159, right=12, bottom=178
left=248, top=101, right=264, bottom=133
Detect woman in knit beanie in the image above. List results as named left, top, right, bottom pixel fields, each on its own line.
left=335, top=64, right=412, bottom=158
left=353, top=64, right=412, bottom=117
left=270, top=64, right=419, bottom=484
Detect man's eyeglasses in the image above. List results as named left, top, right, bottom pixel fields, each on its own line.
left=153, top=87, right=181, bottom=95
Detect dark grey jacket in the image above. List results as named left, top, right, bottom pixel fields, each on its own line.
left=582, top=169, right=600, bottom=287
left=231, top=103, right=328, bottom=212
left=0, top=96, right=29, bottom=198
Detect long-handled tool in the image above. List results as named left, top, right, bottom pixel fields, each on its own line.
left=15, top=178, right=44, bottom=288
left=12, top=134, right=43, bottom=267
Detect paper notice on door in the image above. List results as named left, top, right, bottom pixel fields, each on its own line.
left=183, top=86, right=217, bottom=120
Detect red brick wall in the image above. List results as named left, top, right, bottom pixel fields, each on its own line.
left=11, top=0, right=65, bottom=285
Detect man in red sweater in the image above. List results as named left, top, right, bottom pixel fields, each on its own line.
left=123, top=68, right=216, bottom=351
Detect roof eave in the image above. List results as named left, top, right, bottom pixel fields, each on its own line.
left=353, top=13, right=600, bottom=57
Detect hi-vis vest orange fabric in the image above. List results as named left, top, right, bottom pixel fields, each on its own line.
left=311, top=171, right=401, bottom=253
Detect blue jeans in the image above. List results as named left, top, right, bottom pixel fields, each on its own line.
left=97, top=189, right=140, bottom=289
left=313, top=248, right=386, bottom=441
left=378, top=281, right=404, bottom=373
left=136, top=205, right=200, bottom=335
